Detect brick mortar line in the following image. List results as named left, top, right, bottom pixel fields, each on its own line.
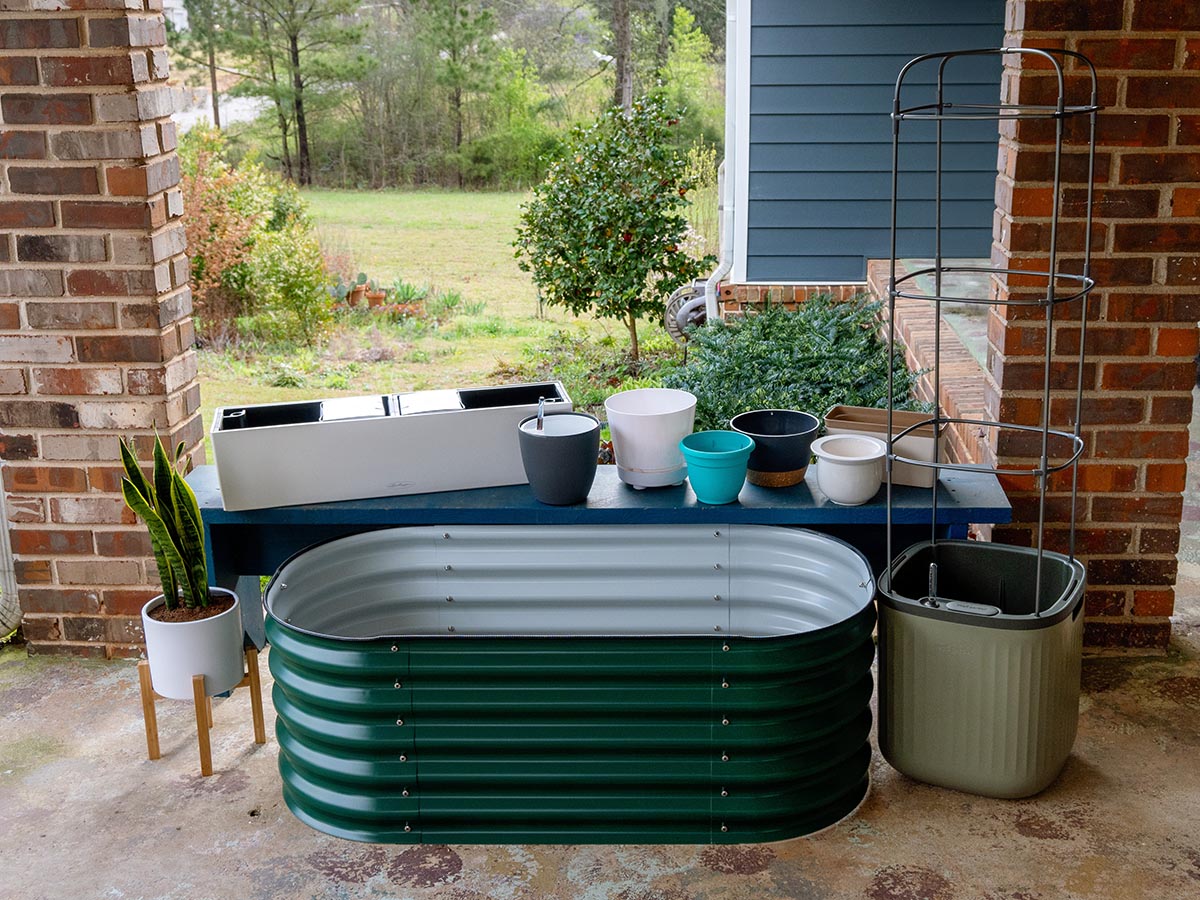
left=1, top=159, right=174, bottom=171
left=0, top=48, right=162, bottom=58
left=0, top=10, right=152, bottom=18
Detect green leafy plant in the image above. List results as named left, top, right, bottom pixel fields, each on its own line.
left=391, top=279, right=429, bottom=304
left=514, top=92, right=716, bottom=361
left=120, top=436, right=209, bottom=610
left=249, top=223, right=334, bottom=346
left=495, top=326, right=683, bottom=420
left=663, top=295, right=926, bottom=432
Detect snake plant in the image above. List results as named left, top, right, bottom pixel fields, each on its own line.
left=120, top=436, right=209, bottom=609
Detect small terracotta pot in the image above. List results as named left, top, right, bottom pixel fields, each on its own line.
left=366, top=290, right=387, bottom=308
left=349, top=284, right=368, bottom=306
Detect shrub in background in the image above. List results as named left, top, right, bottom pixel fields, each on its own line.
left=663, top=295, right=925, bottom=432
left=247, top=223, right=334, bottom=347
left=514, top=93, right=715, bottom=362
left=179, top=124, right=328, bottom=346
left=496, top=328, right=682, bottom=420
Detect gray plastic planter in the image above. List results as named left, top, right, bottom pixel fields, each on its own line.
left=877, top=540, right=1085, bottom=799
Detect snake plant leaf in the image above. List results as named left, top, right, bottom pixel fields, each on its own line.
left=122, top=478, right=194, bottom=607
left=120, top=438, right=155, bottom=509
left=151, top=435, right=184, bottom=550
left=120, top=442, right=180, bottom=604
left=171, top=472, right=208, bottom=606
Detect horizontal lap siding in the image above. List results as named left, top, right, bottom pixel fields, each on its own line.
left=746, top=0, right=1005, bottom=283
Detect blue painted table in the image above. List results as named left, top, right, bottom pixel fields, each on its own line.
left=189, top=464, right=1011, bottom=647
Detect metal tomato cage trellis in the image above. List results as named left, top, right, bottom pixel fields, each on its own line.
left=877, top=48, right=1100, bottom=799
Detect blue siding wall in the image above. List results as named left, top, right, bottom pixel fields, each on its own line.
left=746, top=0, right=1006, bottom=283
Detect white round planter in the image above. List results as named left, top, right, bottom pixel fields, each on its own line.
left=812, top=434, right=887, bottom=506
left=141, top=588, right=244, bottom=700
left=604, top=388, right=697, bottom=488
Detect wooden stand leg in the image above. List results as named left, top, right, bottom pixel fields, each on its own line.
left=205, top=695, right=214, bottom=730
left=192, top=675, right=213, bottom=777
left=138, top=661, right=160, bottom=761
left=246, top=647, right=266, bottom=745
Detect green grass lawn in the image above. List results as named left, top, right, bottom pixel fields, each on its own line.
left=305, top=189, right=544, bottom=319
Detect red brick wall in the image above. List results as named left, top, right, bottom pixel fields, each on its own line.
left=718, top=283, right=865, bottom=315
left=0, top=3, right=201, bottom=658
left=990, top=0, right=1198, bottom=650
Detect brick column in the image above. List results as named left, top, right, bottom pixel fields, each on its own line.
left=990, top=0, right=1198, bottom=650
left=0, top=2, right=201, bottom=657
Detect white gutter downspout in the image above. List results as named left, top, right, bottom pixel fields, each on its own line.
left=704, top=0, right=738, bottom=320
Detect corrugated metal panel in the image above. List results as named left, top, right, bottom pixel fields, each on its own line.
left=745, top=0, right=1005, bottom=283
left=266, top=525, right=877, bottom=843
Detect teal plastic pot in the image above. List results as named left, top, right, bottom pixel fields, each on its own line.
left=679, top=431, right=755, bottom=505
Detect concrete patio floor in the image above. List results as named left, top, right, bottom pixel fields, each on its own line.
left=3, top=591, right=1198, bottom=900
left=4, top=399, right=1200, bottom=900
left=2, top=600, right=1198, bottom=900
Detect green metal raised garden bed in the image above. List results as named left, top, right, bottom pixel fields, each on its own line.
left=265, top=524, right=876, bottom=843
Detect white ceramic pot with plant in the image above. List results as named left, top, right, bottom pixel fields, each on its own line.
left=122, top=437, right=244, bottom=700
left=811, top=434, right=888, bottom=506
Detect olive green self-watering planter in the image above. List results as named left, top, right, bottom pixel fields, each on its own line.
left=878, top=540, right=1086, bottom=799
left=265, top=524, right=877, bottom=844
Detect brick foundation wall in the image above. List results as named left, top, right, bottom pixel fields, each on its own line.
left=987, top=0, right=1197, bottom=650
left=0, top=3, right=202, bottom=658
left=718, top=282, right=866, bottom=315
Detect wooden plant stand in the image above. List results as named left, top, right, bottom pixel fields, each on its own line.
left=138, top=646, right=267, bottom=776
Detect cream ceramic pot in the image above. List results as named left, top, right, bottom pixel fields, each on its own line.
left=811, top=434, right=887, bottom=506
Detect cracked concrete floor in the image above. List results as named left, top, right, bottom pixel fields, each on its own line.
left=3, top=605, right=1198, bottom=900
left=3, top=395, right=1200, bottom=900
left=3, top=597, right=1198, bottom=900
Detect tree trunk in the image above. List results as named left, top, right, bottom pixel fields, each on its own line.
left=612, top=0, right=633, bottom=111
left=626, top=308, right=640, bottom=363
left=453, top=84, right=464, bottom=188
left=260, top=11, right=293, bottom=181
left=278, top=111, right=294, bottom=182
left=654, top=0, right=673, bottom=75
left=207, top=40, right=221, bottom=128
left=289, top=32, right=311, bottom=186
